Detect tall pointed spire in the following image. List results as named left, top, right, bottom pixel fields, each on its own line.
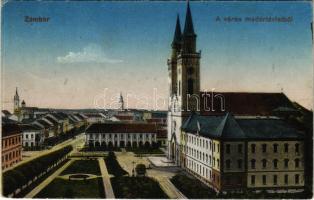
left=183, top=0, right=195, bottom=36
left=172, top=14, right=182, bottom=47
left=15, top=87, right=18, bottom=96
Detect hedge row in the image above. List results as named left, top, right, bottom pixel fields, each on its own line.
left=2, top=145, right=73, bottom=196
left=104, top=152, right=128, bottom=177
left=171, top=173, right=216, bottom=199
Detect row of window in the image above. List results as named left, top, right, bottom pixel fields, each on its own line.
left=90, top=133, right=153, bottom=140
left=187, top=135, right=219, bottom=153
left=24, top=142, right=35, bottom=147
left=250, top=143, right=300, bottom=154
left=225, top=159, right=243, bottom=169
left=24, top=134, right=34, bottom=139
left=250, top=158, right=301, bottom=169
left=187, top=159, right=220, bottom=184
left=2, top=136, right=21, bottom=149
left=226, top=144, right=243, bottom=154
left=250, top=174, right=301, bottom=186
left=185, top=146, right=219, bottom=167
left=2, top=149, right=21, bottom=163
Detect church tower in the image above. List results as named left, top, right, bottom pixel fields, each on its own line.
left=167, top=1, right=201, bottom=166
left=177, top=1, right=201, bottom=114
left=13, top=87, right=20, bottom=113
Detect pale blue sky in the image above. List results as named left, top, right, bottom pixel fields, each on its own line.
left=2, top=1, right=313, bottom=111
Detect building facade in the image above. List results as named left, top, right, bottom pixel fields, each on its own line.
left=86, top=122, right=158, bottom=148
left=180, top=114, right=304, bottom=193
left=19, top=124, right=45, bottom=149
left=2, top=123, right=23, bottom=170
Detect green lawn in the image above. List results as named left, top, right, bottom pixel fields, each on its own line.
left=35, top=177, right=105, bottom=198
left=111, top=176, right=168, bottom=199
left=61, top=159, right=101, bottom=175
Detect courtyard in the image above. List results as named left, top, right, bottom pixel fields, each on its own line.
left=25, top=149, right=185, bottom=199
left=35, top=159, right=105, bottom=198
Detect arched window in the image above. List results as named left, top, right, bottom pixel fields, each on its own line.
left=251, top=159, right=256, bottom=169
left=295, top=158, right=300, bottom=168
left=226, top=159, right=231, bottom=169
left=188, top=78, right=194, bottom=94
left=262, top=159, right=267, bottom=168
left=273, top=143, right=278, bottom=153
left=273, top=159, right=278, bottom=168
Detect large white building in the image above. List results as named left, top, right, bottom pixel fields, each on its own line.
left=85, top=122, right=158, bottom=148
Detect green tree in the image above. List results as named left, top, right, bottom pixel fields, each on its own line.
left=135, top=164, right=146, bottom=176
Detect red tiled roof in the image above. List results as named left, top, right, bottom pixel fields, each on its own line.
left=86, top=122, right=157, bottom=133
left=200, top=92, right=294, bottom=116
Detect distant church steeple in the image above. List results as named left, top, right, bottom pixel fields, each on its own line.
left=119, top=92, right=124, bottom=110
left=14, top=87, right=20, bottom=112
left=172, top=14, right=182, bottom=50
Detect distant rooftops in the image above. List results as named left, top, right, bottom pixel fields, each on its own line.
left=18, top=124, right=42, bottom=132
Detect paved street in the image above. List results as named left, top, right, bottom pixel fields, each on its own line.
left=115, top=151, right=187, bottom=199
left=4, top=133, right=85, bottom=173
left=98, top=158, right=115, bottom=198
left=24, top=159, right=74, bottom=198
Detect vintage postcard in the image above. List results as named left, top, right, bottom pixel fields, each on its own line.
left=1, top=0, right=313, bottom=199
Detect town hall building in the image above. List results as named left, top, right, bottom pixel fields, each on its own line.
left=167, top=2, right=306, bottom=193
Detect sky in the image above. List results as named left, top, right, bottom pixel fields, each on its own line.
left=2, top=1, right=313, bottom=111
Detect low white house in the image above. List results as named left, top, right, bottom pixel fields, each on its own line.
left=19, top=124, right=45, bottom=149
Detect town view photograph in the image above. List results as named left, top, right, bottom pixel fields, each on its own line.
left=1, top=0, right=313, bottom=199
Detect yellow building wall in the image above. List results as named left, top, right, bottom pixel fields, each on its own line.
left=212, top=139, right=220, bottom=172
left=247, top=140, right=304, bottom=188
left=223, top=141, right=245, bottom=172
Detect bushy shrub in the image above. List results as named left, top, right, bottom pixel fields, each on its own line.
left=105, top=152, right=128, bottom=177
left=171, top=174, right=216, bottom=199
left=135, top=164, right=146, bottom=176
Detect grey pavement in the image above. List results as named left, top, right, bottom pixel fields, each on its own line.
left=116, top=152, right=187, bottom=199
left=98, top=158, right=115, bottom=199
left=24, top=159, right=74, bottom=198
